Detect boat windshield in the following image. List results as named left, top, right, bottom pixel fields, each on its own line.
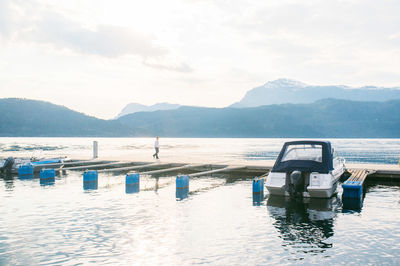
left=281, top=144, right=323, bottom=163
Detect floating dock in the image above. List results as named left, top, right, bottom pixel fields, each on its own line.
left=9, top=157, right=400, bottom=198
left=12, top=157, right=400, bottom=180
left=342, top=169, right=376, bottom=198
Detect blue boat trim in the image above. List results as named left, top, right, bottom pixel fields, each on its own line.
left=32, top=159, right=62, bottom=166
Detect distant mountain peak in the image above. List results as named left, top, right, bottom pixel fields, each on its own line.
left=230, top=78, right=400, bottom=108
left=263, top=78, right=308, bottom=89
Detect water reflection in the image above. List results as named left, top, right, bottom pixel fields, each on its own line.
left=154, top=176, right=159, bottom=192
left=252, top=192, right=264, bottom=206
left=176, top=187, right=189, bottom=200
left=342, top=197, right=363, bottom=212
left=18, top=174, right=33, bottom=180
left=125, top=183, right=140, bottom=194
left=83, top=181, right=98, bottom=190
left=40, top=177, right=55, bottom=186
left=267, top=196, right=339, bottom=253
left=0, top=172, right=15, bottom=191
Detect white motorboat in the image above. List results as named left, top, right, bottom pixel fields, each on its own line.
left=266, top=140, right=346, bottom=198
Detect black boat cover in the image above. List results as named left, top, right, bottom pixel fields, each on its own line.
left=272, top=140, right=333, bottom=174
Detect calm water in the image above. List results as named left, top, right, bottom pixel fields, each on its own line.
left=1, top=137, right=400, bottom=164
left=1, top=138, right=400, bottom=265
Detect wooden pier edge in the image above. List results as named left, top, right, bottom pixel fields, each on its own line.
left=16, top=157, right=400, bottom=181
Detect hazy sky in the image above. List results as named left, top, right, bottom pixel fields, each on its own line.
left=0, top=0, right=399, bottom=118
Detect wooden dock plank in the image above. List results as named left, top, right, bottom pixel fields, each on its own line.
left=61, top=161, right=133, bottom=171
left=188, top=165, right=246, bottom=177
left=342, top=169, right=377, bottom=198
left=97, top=162, right=172, bottom=173
left=347, top=169, right=376, bottom=183
left=140, top=164, right=206, bottom=175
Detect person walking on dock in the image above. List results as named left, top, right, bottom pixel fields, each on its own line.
left=153, top=136, right=160, bottom=159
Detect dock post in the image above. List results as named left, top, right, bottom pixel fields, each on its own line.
left=18, top=163, right=34, bottom=179
left=40, top=168, right=55, bottom=185
left=93, top=141, right=98, bottom=159
left=252, top=177, right=264, bottom=205
left=83, top=170, right=98, bottom=190
left=126, top=173, right=140, bottom=194
left=176, top=175, right=189, bottom=200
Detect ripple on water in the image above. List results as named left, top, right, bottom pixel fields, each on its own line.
left=1, top=171, right=400, bottom=264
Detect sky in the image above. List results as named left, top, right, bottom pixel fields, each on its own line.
left=0, top=0, right=399, bottom=119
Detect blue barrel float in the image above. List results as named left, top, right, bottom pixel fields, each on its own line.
left=18, top=163, right=34, bottom=179
left=40, top=168, right=55, bottom=185
left=252, top=177, right=264, bottom=205
left=126, top=173, right=140, bottom=194
left=176, top=175, right=189, bottom=200
left=342, top=180, right=363, bottom=211
left=342, top=180, right=363, bottom=198
left=83, top=170, right=98, bottom=190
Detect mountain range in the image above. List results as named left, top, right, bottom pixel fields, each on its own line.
left=0, top=98, right=131, bottom=137
left=1, top=97, right=400, bottom=138
left=230, top=78, right=400, bottom=108
left=117, top=99, right=400, bottom=138
left=117, top=79, right=400, bottom=117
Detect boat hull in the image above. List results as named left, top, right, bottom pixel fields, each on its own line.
left=266, top=168, right=344, bottom=199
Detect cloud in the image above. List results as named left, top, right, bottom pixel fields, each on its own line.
left=31, top=13, right=169, bottom=58
left=142, top=58, right=193, bottom=73
left=0, top=0, right=192, bottom=73
left=225, top=0, right=400, bottom=50
left=0, top=0, right=12, bottom=36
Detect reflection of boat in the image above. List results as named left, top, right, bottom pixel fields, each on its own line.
left=267, top=195, right=338, bottom=250
left=266, top=140, right=346, bottom=198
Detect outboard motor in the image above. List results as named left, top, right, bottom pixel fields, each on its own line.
left=289, top=170, right=304, bottom=197
left=0, top=157, right=14, bottom=174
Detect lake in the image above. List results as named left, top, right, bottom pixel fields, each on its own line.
left=1, top=137, right=400, bottom=164
left=1, top=138, right=400, bottom=265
